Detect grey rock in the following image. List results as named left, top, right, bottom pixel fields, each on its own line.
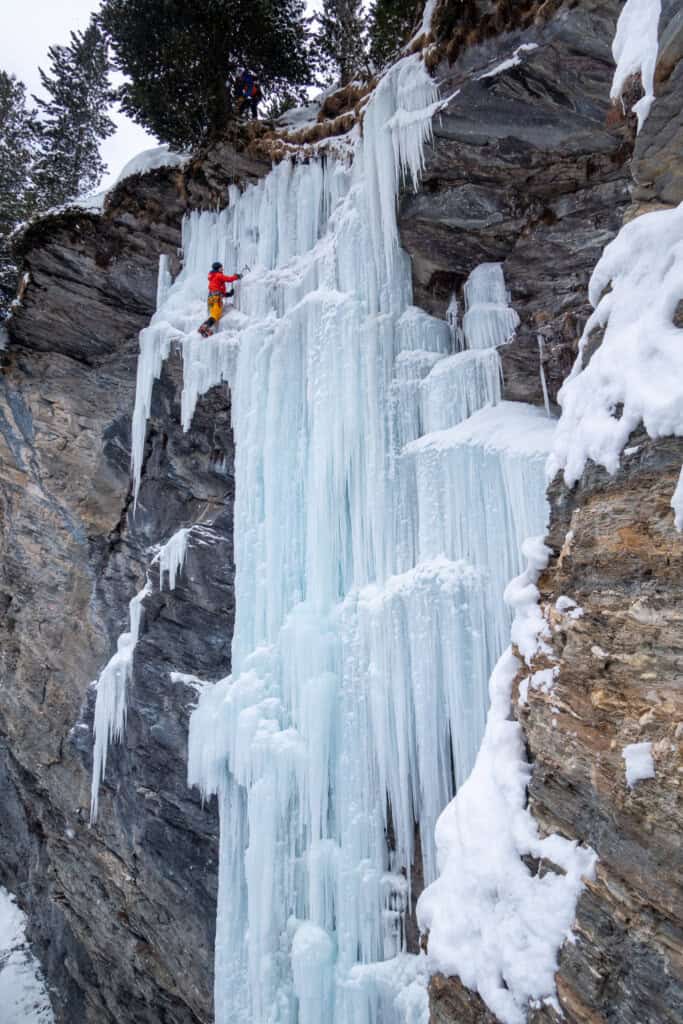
left=0, top=132, right=259, bottom=1021
left=398, top=0, right=632, bottom=406
left=631, top=0, right=683, bottom=206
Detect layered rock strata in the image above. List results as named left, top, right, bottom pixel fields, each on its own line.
left=0, top=148, right=265, bottom=1020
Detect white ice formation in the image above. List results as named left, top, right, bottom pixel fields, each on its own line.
left=90, top=583, right=150, bottom=823
left=157, top=527, right=191, bottom=592
left=622, top=741, right=656, bottom=788
left=90, top=526, right=193, bottom=822
left=462, top=262, right=520, bottom=350
left=124, top=50, right=585, bottom=1024
left=610, top=0, right=662, bottom=131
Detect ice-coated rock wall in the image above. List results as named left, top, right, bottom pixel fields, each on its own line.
left=124, top=53, right=555, bottom=1024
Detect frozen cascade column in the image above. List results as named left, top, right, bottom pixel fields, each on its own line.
left=419, top=348, right=503, bottom=435
left=90, top=583, right=151, bottom=823
left=117, top=48, right=557, bottom=1024
left=404, top=403, right=556, bottom=657
left=90, top=526, right=194, bottom=822
left=417, top=261, right=514, bottom=438
left=462, top=261, right=519, bottom=350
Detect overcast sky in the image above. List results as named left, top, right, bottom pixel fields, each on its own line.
left=0, top=0, right=323, bottom=189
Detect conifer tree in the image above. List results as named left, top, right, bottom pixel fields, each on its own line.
left=100, top=0, right=312, bottom=150
left=368, top=0, right=420, bottom=71
left=314, top=0, right=368, bottom=87
left=0, top=72, right=37, bottom=320
left=32, top=20, right=115, bottom=209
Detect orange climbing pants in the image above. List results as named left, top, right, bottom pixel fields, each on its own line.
left=208, top=291, right=225, bottom=322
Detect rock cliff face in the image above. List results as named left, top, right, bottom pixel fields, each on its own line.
left=0, top=150, right=266, bottom=1022
left=0, top=1, right=680, bottom=1022
left=426, top=1, right=683, bottom=1021
left=399, top=0, right=633, bottom=408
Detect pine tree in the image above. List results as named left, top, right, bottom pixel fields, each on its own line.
left=100, top=0, right=313, bottom=150
left=0, top=71, right=37, bottom=320
left=314, top=0, right=368, bottom=87
left=368, top=0, right=421, bottom=71
left=32, top=20, right=115, bottom=209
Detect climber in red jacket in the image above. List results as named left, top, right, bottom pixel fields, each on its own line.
left=198, top=262, right=242, bottom=337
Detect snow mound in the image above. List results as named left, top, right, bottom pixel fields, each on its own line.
left=417, top=539, right=596, bottom=1024
left=408, top=401, right=556, bottom=457
left=610, top=0, right=661, bottom=131
left=114, top=144, right=188, bottom=187
left=72, top=189, right=108, bottom=212
left=550, top=202, right=683, bottom=526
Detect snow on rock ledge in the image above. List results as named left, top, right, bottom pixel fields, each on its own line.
left=610, top=0, right=662, bottom=131
left=113, top=144, right=188, bottom=187
left=549, top=201, right=683, bottom=528
left=417, top=539, right=596, bottom=1024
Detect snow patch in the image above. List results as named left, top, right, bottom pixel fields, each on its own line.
left=672, top=467, right=683, bottom=531
left=408, top=401, right=556, bottom=458
left=72, top=189, right=108, bottom=212
left=479, top=43, right=539, bottom=80
left=0, top=887, right=54, bottom=1023
left=555, top=595, right=584, bottom=619
left=623, top=741, right=656, bottom=788
left=610, top=0, right=662, bottom=131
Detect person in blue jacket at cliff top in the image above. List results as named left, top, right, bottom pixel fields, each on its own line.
left=235, top=70, right=263, bottom=119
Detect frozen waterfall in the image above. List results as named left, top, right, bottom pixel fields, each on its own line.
left=128, top=53, right=555, bottom=1024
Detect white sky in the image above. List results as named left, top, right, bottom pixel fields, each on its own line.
left=0, top=0, right=323, bottom=190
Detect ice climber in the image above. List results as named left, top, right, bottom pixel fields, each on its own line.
left=198, top=262, right=242, bottom=337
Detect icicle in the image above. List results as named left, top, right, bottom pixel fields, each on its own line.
left=462, top=263, right=520, bottom=350
left=156, top=254, right=173, bottom=310
left=672, top=467, right=683, bottom=531
left=445, top=293, right=463, bottom=351
left=157, top=527, right=191, bottom=591
left=90, top=528, right=193, bottom=822
left=90, top=582, right=151, bottom=823
left=131, top=326, right=175, bottom=505
left=537, top=334, right=551, bottom=417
